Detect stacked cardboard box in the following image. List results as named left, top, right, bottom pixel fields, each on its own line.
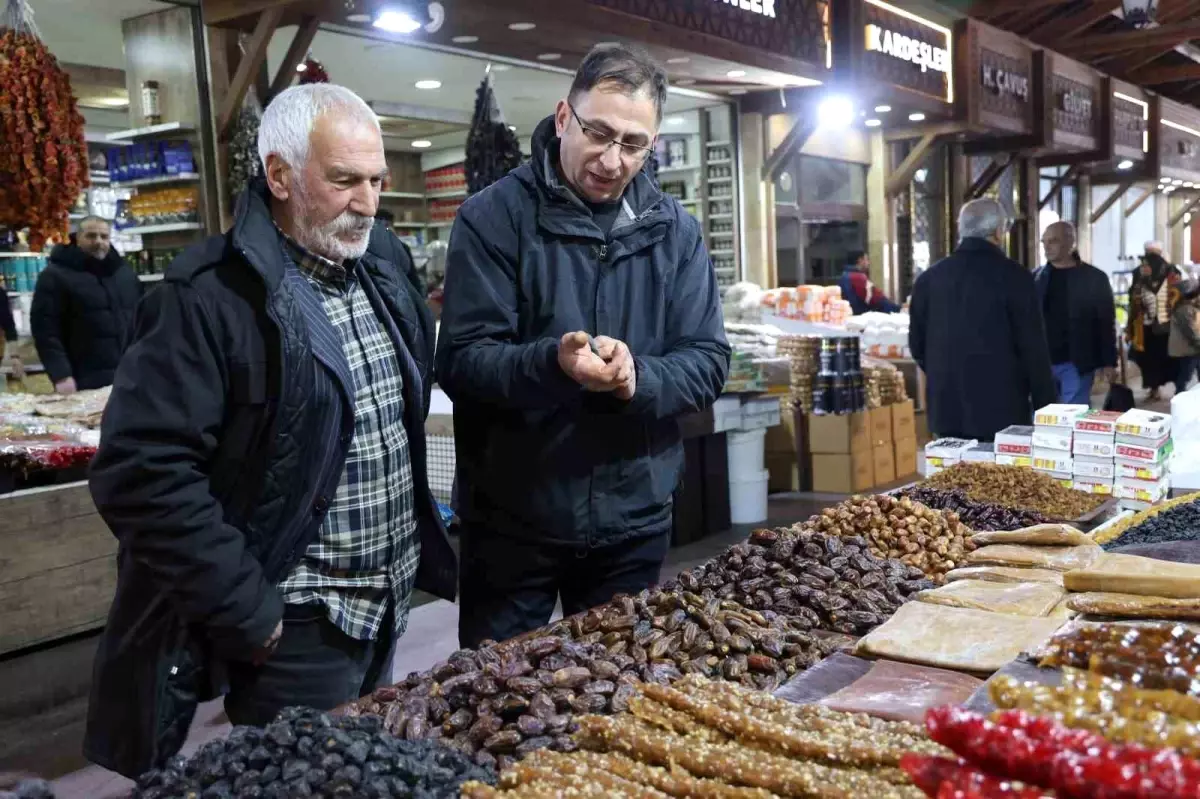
left=809, top=399, right=917, bottom=492
left=1114, top=409, right=1173, bottom=509
left=962, top=442, right=996, bottom=463
left=924, top=438, right=978, bottom=475
left=1032, top=404, right=1089, bottom=487
left=1071, top=410, right=1121, bottom=497
left=994, top=425, right=1033, bottom=468
left=892, top=400, right=917, bottom=479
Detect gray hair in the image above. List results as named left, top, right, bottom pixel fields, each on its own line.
left=958, top=198, right=1008, bottom=241
left=75, top=215, right=110, bottom=231
left=1146, top=240, right=1165, bottom=255
left=258, top=83, right=381, bottom=172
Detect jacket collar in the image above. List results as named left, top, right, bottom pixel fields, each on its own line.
left=957, top=237, right=1007, bottom=257
left=519, top=115, right=666, bottom=241
left=50, top=243, right=124, bottom=275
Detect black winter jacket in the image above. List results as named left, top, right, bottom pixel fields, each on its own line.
left=1033, top=258, right=1118, bottom=374
left=910, top=238, right=1057, bottom=441
left=85, top=180, right=457, bottom=778
left=436, top=116, right=730, bottom=548
left=31, top=243, right=141, bottom=388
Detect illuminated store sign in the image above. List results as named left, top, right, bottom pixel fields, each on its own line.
left=865, top=22, right=950, bottom=74
left=713, top=0, right=777, bottom=18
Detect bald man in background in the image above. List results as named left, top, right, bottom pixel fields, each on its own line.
left=1035, top=221, right=1117, bottom=405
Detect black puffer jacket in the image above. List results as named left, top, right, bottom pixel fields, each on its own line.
left=85, top=179, right=457, bottom=778
left=437, top=116, right=730, bottom=548
left=31, top=243, right=141, bottom=388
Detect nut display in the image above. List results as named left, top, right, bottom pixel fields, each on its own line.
left=1100, top=494, right=1200, bottom=549
left=800, top=495, right=973, bottom=582
left=923, top=463, right=1106, bottom=519
left=897, top=487, right=1051, bottom=532
left=467, top=675, right=941, bottom=798
left=130, top=706, right=495, bottom=798
left=543, top=589, right=832, bottom=693
left=1038, top=622, right=1200, bottom=696
left=672, top=528, right=935, bottom=636
left=989, top=668, right=1200, bottom=755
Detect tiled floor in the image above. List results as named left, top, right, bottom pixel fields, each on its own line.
left=43, top=497, right=826, bottom=798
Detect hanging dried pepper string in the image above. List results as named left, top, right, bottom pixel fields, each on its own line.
left=1, top=0, right=89, bottom=251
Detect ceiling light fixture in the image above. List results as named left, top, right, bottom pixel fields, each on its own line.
left=909, top=112, right=926, bottom=121
left=1121, top=0, right=1159, bottom=28
left=875, top=105, right=892, bottom=113
left=412, top=140, right=433, bottom=149
left=1174, top=179, right=1185, bottom=185
left=296, top=62, right=307, bottom=72
left=1187, top=182, right=1196, bottom=188
left=667, top=116, right=686, bottom=125
left=595, top=42, right=619, bottom=47
left=95, top=97, right=130, bottom=107
left=508, top=22, right=536, bottom=31
left=865, top=118, right=882, bottom=127
left=374, top=9, right=422, bottom=34
left=667, top=57, right=690, bottom=64
left=346, top=13, right=371, bottom=23
left=1117, top=159, right=1134, bottom=170
left=415, top=79, right=442, bottom=90
left=727, top=69, right=747, bottom=78
left=817, top=96, right=855, bottom=129
left=536, top=53, right=561, bottom=61
left=452, top=35, right=479, bottom=44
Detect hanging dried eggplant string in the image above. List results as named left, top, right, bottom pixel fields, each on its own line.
left=465, top=69, right=523, bottom=196
left=226, top=33, right=263, bottom=203
left=0, top=0, right=89, bottom=251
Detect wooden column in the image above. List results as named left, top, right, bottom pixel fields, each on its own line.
left=739, top=111, right=772, bottom=288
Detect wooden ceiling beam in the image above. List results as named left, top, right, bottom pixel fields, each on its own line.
left=1169, top=195, right=1200, bottom=227
left=1102, top=0, right=1200, bottom=74
left=1061, top=19, right=1200, bottom=58
left=1026, top=1, right=1120, bottom=44
left=763, top=118, right=816, bottom=183
left=970, top=0, right=1070, bottom=21
left=886, top=133, right=940, bottom=198
left=267, top=14, right=320, bottom=102
left=1090, top=180, right=1133, bottom=223
left=217, top=6, right=284, bottom=140
left=1127, top=63, right=1200, bottom=84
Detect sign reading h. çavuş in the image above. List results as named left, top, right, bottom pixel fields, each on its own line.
left=712, top=0, right=777, bottom=17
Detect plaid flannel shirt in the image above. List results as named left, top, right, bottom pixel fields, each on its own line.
left=277, top=235, right=421, bottom=641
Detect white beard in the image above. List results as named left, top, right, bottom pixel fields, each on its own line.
left=292, top=182, right=374, bottom=261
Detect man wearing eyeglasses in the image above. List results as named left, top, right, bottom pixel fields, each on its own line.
left=437, top=44, right=731, bottom=647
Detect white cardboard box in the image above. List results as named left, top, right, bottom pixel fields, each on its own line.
left=996, top=454, right=1033, bottom=468
left=962, top=443, right=996, bottom=463
left=1115, top=437, right=1174, bottom=464
left=1073, top=432, right=1117, bottom=458
left=926, top=438, right=979, bottom=459
left=1032, top=426, right=1073, bottom=452
left=1116, top=459, right=1167, bottom=481
left=995, top=425, right=1034, bottom=456
left=1032, top=450, right=1072, bottom=473
left=1073, top=410, right=1123, bottom=436
left=1074, top=456, right=1116, bottom=479
left=1114, top=479, right=1170, bottom=503
left=1073, top=479, right=1114, bottom=496
left=1116, top=409, right=1172, bottom=441
left=740, top=397, right=782, bottom=431
left=1034, top=404, right=1090, bottom=428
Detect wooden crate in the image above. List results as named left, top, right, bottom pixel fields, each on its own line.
left=0, top=482, right=116, bottom=656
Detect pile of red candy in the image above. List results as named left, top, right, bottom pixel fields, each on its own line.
left=902, top=706, right=1200, bottom=798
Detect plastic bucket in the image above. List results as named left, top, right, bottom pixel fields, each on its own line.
left=727, top=428, right=766, bottom=477
left=729, top=468, right=770, bottom=524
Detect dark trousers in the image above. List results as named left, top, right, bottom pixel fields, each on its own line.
left=1176, top=357, right=1199, bottom=394
left=458, top=526, right=671, bottom=648
left=224, top=604, right=390, bottom=726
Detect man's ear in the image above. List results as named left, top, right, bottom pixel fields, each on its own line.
left=554, top=99, right=570, bottom=138
left=264, top=153, right=291, bottom=201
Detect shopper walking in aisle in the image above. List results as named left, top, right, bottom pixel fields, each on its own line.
left=30, top=216, right=141, bottom=393
left=909, top=198, right=1056, bottom=440
left=839, top=250, right=900, bottom=314
left=85, top=84, right=456, bottom=778
left=1129, top=245, right=1185, bottom=401
left=1169, top=280, right=1200, bottom=391
left=1035, top=221, right=1117, bottom=406
left=437, top=44, right=731, bottom=648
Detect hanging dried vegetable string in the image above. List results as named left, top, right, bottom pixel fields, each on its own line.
left=0, top=0, right=89, bottom=251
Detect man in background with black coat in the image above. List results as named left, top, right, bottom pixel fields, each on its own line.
left=84, top=84, right=457, bottom=778
left=1036, top=221, right=1117, bottom=405
left=909, top=198, right=1056, bottom=440
left=31, top=216, right=141, bottom=393
left=437, top=45, right=731, bottom=648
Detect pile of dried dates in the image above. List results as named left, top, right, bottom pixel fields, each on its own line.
left=671, top=528, right=935, bottom=635
left=800, top=495, right=974, bottom=582
left=350, top=589, right=832, bottom=771
left=898, top=486, right=1051, bottom=532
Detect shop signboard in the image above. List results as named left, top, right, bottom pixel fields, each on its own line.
left=954, top=19, right=1035, bottom=137
left=1040, top=52, right=1103, bottom=154
left=1111, top=83, right=1149, bottom=163
left=1155, top=98, right=1200, bottom=182
left=830, top=0, right=953, bottom=106
left=585, top=0, right=827, bottom=66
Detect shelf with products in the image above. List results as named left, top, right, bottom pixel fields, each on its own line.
left=117, top=222, right=202, bottom=236
left=425, top=189, right=467, bottom=200
left=700, top=108, right=739, bottom=293
left=105, top=121, right=195, bottom=142
left=110, top=172, right=200, bottom=189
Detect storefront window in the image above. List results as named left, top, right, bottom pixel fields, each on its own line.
left=796, top=156, right=866, bottom=206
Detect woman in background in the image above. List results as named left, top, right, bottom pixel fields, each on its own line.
left=1169, top=280, right=1200, bottom=393
left=1128, top=250, right=1183, bottom=401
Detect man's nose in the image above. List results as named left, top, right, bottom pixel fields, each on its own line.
left=350, top=182, right=378, bottom=217
left=599, top=144, right=623, bottom=172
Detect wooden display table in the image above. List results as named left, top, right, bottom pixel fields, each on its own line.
left=0, top=481, right=116, bottom=656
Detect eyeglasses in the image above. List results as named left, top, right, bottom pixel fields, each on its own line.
left=568, top=104, right=654, bottom=161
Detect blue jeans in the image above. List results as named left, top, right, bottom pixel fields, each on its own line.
left=1052, top=362, right=1094, bottom=406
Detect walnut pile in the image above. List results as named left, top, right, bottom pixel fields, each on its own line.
left=924, top=463, right=1106, bottom=520
left=800, top=494, right=973, bottom=582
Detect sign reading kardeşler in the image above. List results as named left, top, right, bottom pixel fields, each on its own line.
left=865, top=23, right=949, bottom=73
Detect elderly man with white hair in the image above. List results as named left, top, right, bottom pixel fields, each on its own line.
left=83, top=84, right=457, bottom=777
left=909, top=198, right=1057, bottom=441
